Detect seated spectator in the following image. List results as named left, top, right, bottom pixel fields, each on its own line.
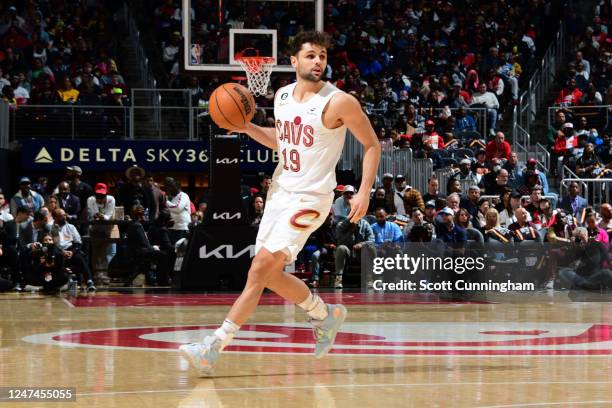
left=249, top=195, right=265, bottom=226
left=596, top=134, right=611, bottom=164
left=332, top=185, right=355, bottom=223
left=508, top=208, right=539, bottom=242
left=460, top=185, right=481, bottom=219
left=487, top=168, right=511, bottom=196
left=126, top=205, right=171, bottom=286
left=10, top=177, right=44, bottom=216
left=518, top=158, right=549, bottom=195
left=473, top=198, right=490, bottom=231
left=423, top=119, right=445, bottom=149
left=483, top=209, right=513, bottom=243
left=523, top=185, right=543, bottom=227
left=585, top=214, right=609, bottom=245
left=57, top=77, right=79, bottom=104
left=423, top=200, right=437, bottom=225
left=371, top=208, right=403, bottom=245
left=422, top=177, right=446, bottom=203
left=400, top=182, right=425, bottom=216
left=547, top=210, right=575, bottom=244
left=599, top=204, right=612, bottom=232
left=119, top=165, right=151, bottom=217
left=447, top=178, right=462, bottom=196
left=0, top=191, right=11, bottom=220
left=517, top=169, right=542, bottom=197
left=306, top=213, right=336, bottom=288
left=18, top=210, right=50, bottom=251
left=454, top=106, right=477, bottom=133
left=22, top=233, right=68, bottom=293
left=435, top=207, right=467, bottom=244
left=455, top=208, right=473, bottom=230
left=577, top=143, right=611, bottom=178
left=0, top=208, right=18, bottom=289
left=486, top=132, right=512, bottom=162
left=403, top=207, right=427, bottom=240
left=547, top=110, right=567, bottom=148
left=87, top=183, right=116, bottom=278
left=486, top=68, right=505, bottom=98
left=391, top=175, right=408, bottom=215
left=57, top=181, right=81, bottom=222
left=408, top=224, right=434, bottom=243
left=500, top=191, right=522, bottom=227
left=538, top=199, right=554, bottom=228
left=334, top=217, right=374, bottom=289
left=555, top=78, right=583, bottom=106
left=559, top=227, right=612, bottom=290
left=369, top=188, right=395, bottom=215
left=51, top=209, right=95, bottom=291
left=446, top=193, right=461, bottom=214
left=456, top=159, right=481, bottom=185
left=164, top=177, right=191, bottom=244
left=502, top=153, right=522, bottom=188
left=66, top=166, right=93, bottom=211
left=470, top=83, right=499, bottom=135
left=42, top=196, right=59, bottom=227
left=559, top=181, right=588, bottom=220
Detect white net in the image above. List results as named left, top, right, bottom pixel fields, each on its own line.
left=236, top=57, right=275, bottom=97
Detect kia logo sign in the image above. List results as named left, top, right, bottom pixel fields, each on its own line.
left=215, top=158, right=239, bottom=164
left=199, top=245, right=256, bottom=259
left=212, top=212, right=241, bottom=220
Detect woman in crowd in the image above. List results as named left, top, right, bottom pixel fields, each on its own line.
left=483, top=208, right=513, bottom=243
left=455, top=208, right=473, bottom=229
left=474, top=198, right=490, bottom=231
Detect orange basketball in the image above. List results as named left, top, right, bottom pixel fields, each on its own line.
left=208, top=83, right=256, bottom=130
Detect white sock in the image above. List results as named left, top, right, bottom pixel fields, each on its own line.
left=297, top=292, right=329, bottom=320
left=212, top=319, right=240, bottom=350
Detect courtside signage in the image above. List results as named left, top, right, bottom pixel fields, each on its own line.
left=21, top=139, right=278, bottom=172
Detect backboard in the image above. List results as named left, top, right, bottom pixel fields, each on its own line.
left=182, top=0, right=323, bottom=73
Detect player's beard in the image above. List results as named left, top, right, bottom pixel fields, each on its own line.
left=298, top=66, right=322, bottom=83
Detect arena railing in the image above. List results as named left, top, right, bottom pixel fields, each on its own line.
left=547, top=105, right=611, bottom=133
left=513, top=20, right=569, bottom=159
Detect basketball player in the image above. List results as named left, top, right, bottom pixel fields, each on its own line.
left=180, top=31, right=380, bottom=376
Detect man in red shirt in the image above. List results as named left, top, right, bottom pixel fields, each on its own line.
left=486, top=131, right=512, bottom=162
left=555, top=78, right=583, bottom=106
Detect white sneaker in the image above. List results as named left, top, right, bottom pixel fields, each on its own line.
left=334, top=276, right=343, bottom=289
left=24, top=285, right=42, bottom=292
left=311, top=304, right=347, bottom=358
left=179, top=335, right=223, bottom=377
left=545, top=278, right=555, bottom=290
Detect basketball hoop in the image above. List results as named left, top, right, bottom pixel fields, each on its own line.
left=235, top=49, right=275, bottom=97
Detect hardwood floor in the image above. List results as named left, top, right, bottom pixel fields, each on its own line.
left=1, top=291, right=611, bottom=407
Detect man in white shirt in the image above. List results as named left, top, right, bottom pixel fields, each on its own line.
left=471, top=83, right=500, bottom=135
left=332, top=185, right=355, bottom=222
left=51, top=209, right=95, bottom=291
left=164, top=177, right=191, bottom=244
left=87, top=183, right=116, bottom=277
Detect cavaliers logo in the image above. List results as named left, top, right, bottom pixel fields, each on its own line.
left=289, top=209, right=321, bottom=229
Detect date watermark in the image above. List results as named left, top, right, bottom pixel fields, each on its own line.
left=0, top=387, right=76, bottom=402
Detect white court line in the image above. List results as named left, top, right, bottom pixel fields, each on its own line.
left=74, top=381, right=612, bottom=398
left=477, top=401, right=612, bottom=408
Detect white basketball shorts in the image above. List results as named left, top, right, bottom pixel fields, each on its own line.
left=255, top=184, right=334, bottom=263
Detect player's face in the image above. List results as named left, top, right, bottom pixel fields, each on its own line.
left=292, top=43, right=327, bottom=83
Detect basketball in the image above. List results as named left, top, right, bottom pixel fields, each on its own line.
left=208, top=83, right=256, bottom=130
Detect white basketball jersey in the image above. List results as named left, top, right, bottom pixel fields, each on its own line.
left=273, top=82, right=347, bottom=194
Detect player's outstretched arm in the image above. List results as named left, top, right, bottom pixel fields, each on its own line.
left=232, top=122, right=278, bottom=150
left=333, top=93, right=381, bottom=223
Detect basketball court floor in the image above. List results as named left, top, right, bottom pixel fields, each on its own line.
left=1, top=290, right=612, bottom=407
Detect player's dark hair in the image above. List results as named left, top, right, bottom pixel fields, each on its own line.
left=290, top=31, right=331, bottom=56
